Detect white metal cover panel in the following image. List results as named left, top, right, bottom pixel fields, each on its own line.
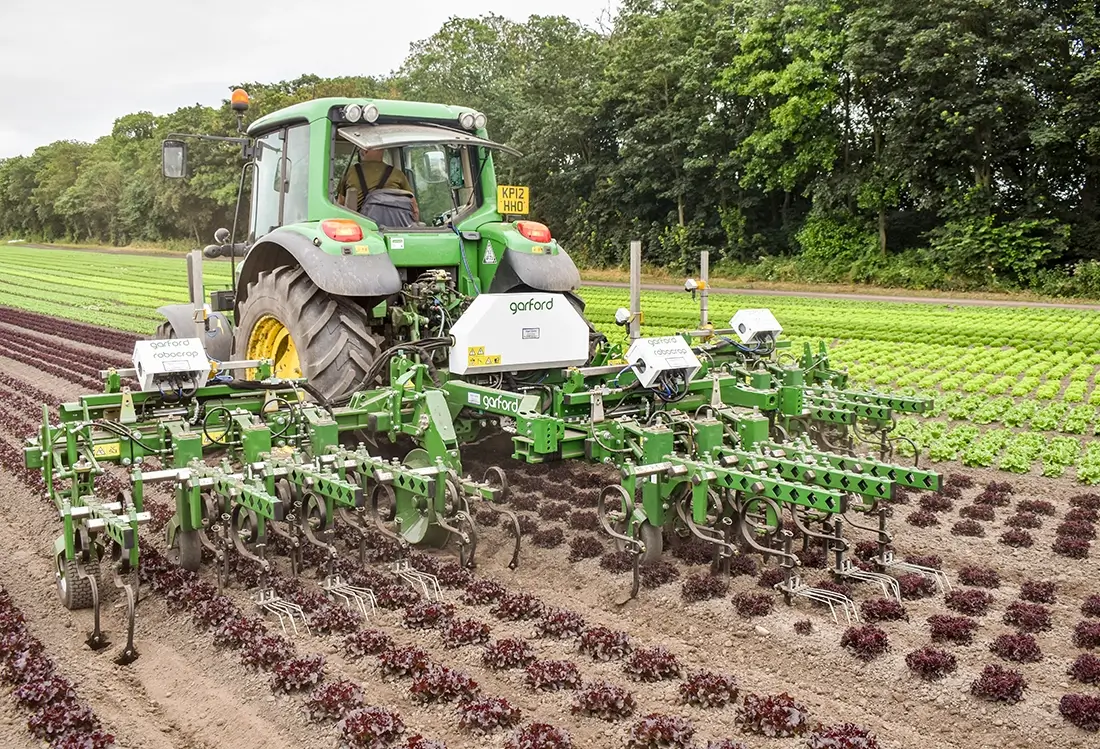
left=449, top=293, right=589, bottom=375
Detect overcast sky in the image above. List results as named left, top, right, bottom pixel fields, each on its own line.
left=0, top=0, right=617, bottom=159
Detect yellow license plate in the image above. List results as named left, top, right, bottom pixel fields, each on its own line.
left=497, top=185, right=529, bottom=215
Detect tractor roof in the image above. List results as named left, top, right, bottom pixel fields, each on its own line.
left=247, top=97, right=478, bottom=136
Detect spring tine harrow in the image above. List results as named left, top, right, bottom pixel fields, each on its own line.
left=392, top=560, right=443, bottom=602
left=323, top=574, right=376, bottom=620
left=253, top=588, right=310, bottom=636
left=835, top=559, right=901, bottom=602
left=778, top=572, right=859, bottom=625
left=882, top=551, right=953, bottom=593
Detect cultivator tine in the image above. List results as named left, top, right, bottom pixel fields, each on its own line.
left=111, top=567, right=139, bottom=665
left=79, top=557, right=109, bottom=652
left=392, top=559, right=443, bottom=602
left=882, top=551, right=952, bottom=593
left=598, top=485, right=645, bottom=602
left=478, top=466, right=520, bottom=570
left=253, top=588, right=310, bottom=636
left=323, top=575, right=376, bottom=620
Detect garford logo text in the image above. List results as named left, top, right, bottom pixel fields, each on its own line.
left=480, top=394, right=521, bottom=413
left=509, top=298, right=554, bottom=315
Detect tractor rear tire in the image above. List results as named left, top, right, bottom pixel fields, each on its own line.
left=155, top=321, right=175, bottom=339
left=234, top=266, right=380, bottom=404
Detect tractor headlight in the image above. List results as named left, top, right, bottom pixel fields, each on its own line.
left=459, top=112, right=476, bottom=131
left=473, top=113, right=487, bottom=130
left=363, top=104, right=379, bottom=123
left=344, top=104, right=362, bottom=123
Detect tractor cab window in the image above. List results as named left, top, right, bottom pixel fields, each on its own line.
left=332, top=135, right=477, bottom=229
left=251, top=131, right=284, bottom=239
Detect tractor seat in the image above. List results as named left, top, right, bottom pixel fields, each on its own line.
left=359, top=189, right=416, bottom=228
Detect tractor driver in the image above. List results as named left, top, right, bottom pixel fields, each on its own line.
left=338, top=147, right=420, bottom=222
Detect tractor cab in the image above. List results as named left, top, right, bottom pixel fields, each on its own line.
left=158, top=93, right=585, bottom=403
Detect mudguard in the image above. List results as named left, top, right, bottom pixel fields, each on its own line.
left=236, top=227, right=402, bottom=307
left=155, top=304, right=234, bottom=363
left=488, top=247, right=581, bottom=293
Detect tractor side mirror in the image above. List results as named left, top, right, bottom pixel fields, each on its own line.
left=421, top=151, right=449, bottom=184
left=214, top=228, right=230, bottom=244
left=162, top=140, right=188, bottom=178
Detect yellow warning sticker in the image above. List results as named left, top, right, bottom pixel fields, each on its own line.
left=201, top=430, right=226, bottom=446
left=92, top=443, right=121, bottom=459
left=467, top=346, right=502, bottom=367
left=530, top=245, right=545, bottom=254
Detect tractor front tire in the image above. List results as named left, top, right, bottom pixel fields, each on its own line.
left=234, top=266, right=379, bottom=404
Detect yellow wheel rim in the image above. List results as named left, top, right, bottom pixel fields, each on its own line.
left=246, top=315, right=302, bottom=379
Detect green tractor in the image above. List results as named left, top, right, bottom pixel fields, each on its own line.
left=159, top=90, right=589, bottom=402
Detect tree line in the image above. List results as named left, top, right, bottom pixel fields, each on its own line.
left=2, top=0, right=1099, bottom=294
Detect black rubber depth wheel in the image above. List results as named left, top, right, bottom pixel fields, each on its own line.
left=178, top=529, right=202, bottom=572
left=55, top=553, right=95, bottom=611
left=638, top=522, right=664, bottom=564
left=234, top=266, right=380, bottom=403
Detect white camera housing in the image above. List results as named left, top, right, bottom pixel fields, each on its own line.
left=730, top=309, right=783, bottom=344
left=626, top=336, right=701, bottom=389
left=132, top=338, right=210, bottom=392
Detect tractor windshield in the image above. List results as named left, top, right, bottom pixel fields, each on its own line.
left=332, top=124, right=518, bottom=229
left=332, top=138, right=474, bottom=228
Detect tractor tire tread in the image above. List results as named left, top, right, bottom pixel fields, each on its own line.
left=235, top=266, right=379, bottom=403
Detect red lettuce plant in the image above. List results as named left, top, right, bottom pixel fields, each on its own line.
left=679, top=672, right=738, bottom=708
left=305, top=680, right=364, bottom=722
left=944, top=589, right=994, bottom=617
left=999, top=529, right=1034, bottom=548
left=906, top=509, right=939, bottom=527
left=1073, top=621, right=1100, bottom=649
left=970, top=664, right=1026, bottom=704
left=461, top=579, right=507, bottom=605
left=378, top=646, right=432, bottom=678
left=532, top=528, right=566, bottom=549
left=806, top=723, right=881, bottom=749
left=568, top=535, right=604, bottom=561
left=410, top=665, right=480, bottom=703
left=340, top=707, right=405, bottom=749
left=989, top=633, right=1043, bottom=663
left=1018, top=580, right=1056, bottom=603
left=458, top=696, right=523, bottom=733
left=927, top=615, right=979, bottom=645
left=403, top=601, right=455, bottom=629
left=525, top=659, right=582, bottom=691
left=1081, top=594, right=1100, bottom=617
left=536, top=609, right=586, bottom=639
left=492, top=592, right=545, bottom=621
left=958, top=565, right=1001, bottom=588
left=1006, top=512, right=1041, bottom=529
left=735, top=693, right=810, bottom=737
left=794, top=620, right=814, bottom=635
left=600, top=551, right=635, bottom=573
left=1060, top=694, right=1100, bottom=732
left=579, top=626, right=632, bottom=661
left=1003, top=602, right=1052, bottom=633
left=682, top=574, right=729, bottom=602
left=571, top=681, right=637, bottom=720
left=1016, top=499, right=1055, bottom=516
left=624, top=646, right=682, bottom=682
left=640, top=561, right=680, bottom=589
left=897, top=574, right=937, bottom=600
left=440, top=617, right=491, bottom=648
left=905, top=647, right=957, bottom=680
left=732, top=592, right=775, bottom=618
left=1053, top=536, right=1091, bottom=558
left=506, top=723, right=574, bottom=749
left=840, top=625, right=890, bottom=661
left=1068, top=653, right=1100, bottom=684
left=343, top=629, right=393, bottom=660
left=625, top=714, right=695, bottom=749
left=270, top=655, right=325, bottom=693
left=482, top=637, right=537, bottom=670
